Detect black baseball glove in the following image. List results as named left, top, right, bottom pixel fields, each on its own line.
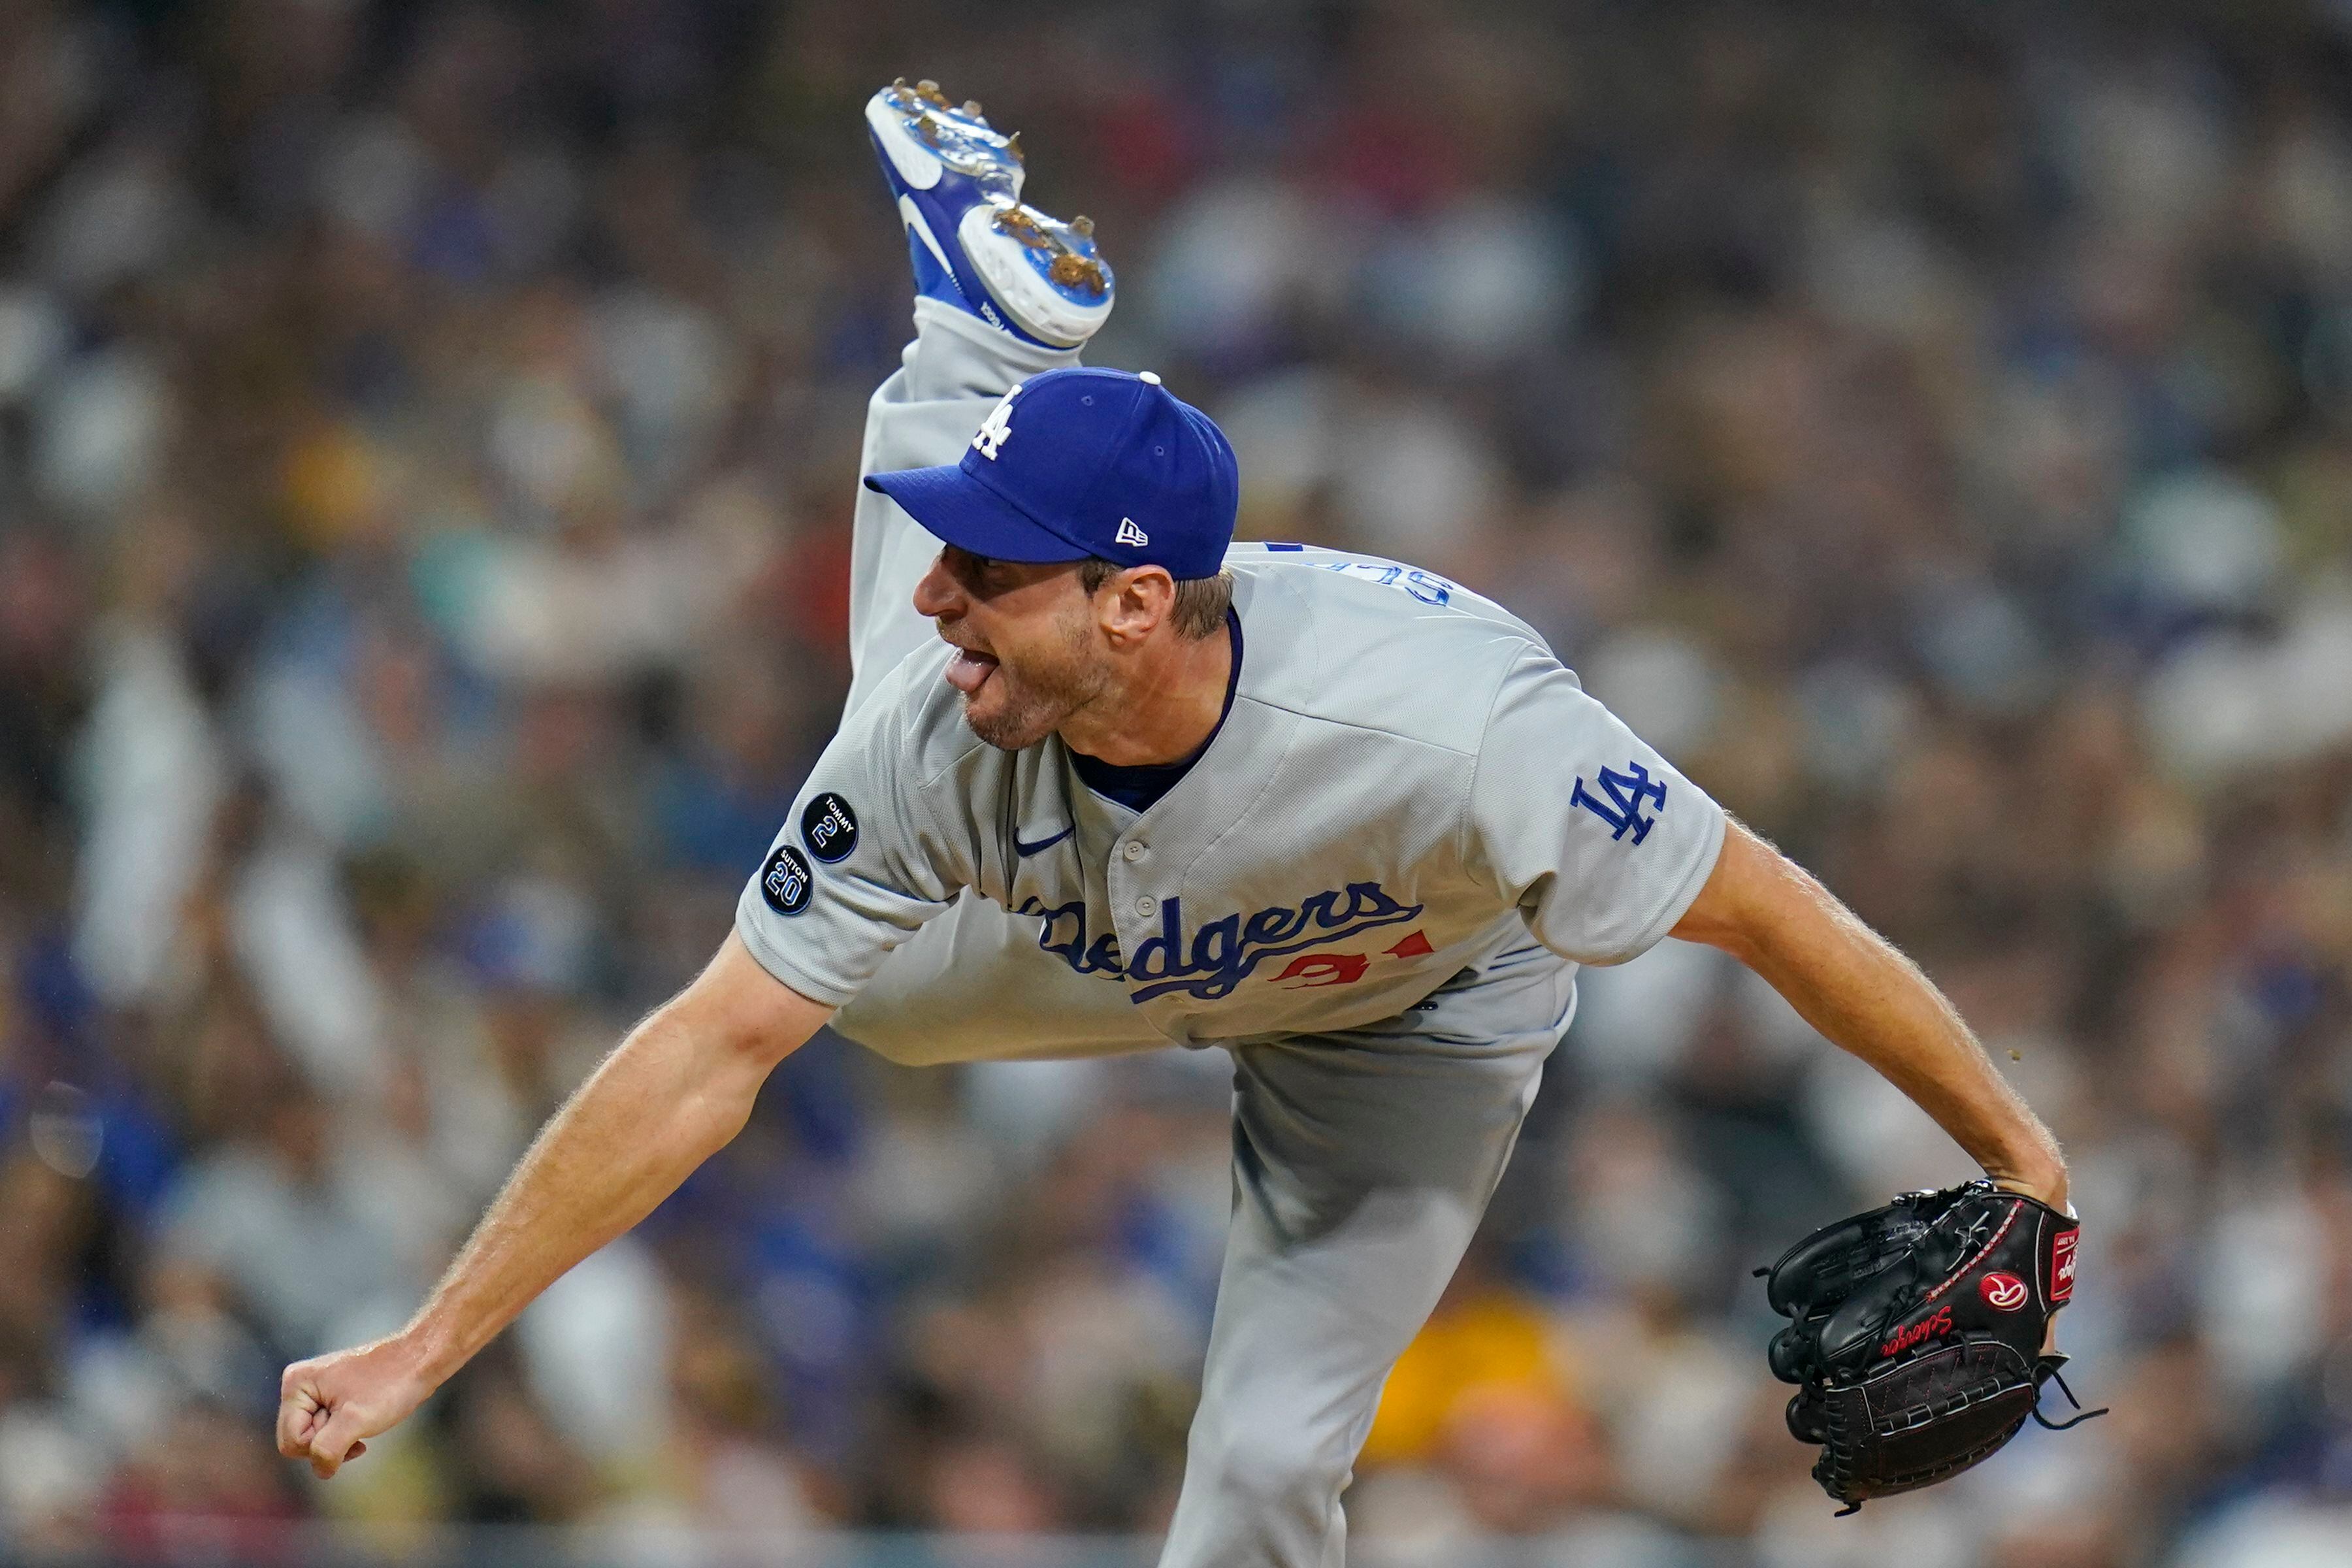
left=1759, top=1179, right=2104, bottom=1513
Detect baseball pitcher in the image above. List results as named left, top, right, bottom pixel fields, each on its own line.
left=279, top=82, right=2077, bottom=1564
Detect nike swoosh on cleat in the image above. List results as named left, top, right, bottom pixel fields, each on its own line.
left=1014, top=825, right=1074, bottom=857
left=898, top=195, right=960, bottom=286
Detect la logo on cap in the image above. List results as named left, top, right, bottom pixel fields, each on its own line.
left=971, top=384, right=1020, bottom=460
left=1115, top=517, right=1149, bottom=547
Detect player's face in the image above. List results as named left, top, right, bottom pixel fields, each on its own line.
left=915, top=547, right=1111, bottom=750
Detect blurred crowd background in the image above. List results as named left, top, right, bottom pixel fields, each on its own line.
left=3, top=0, right=2351, bottom=1564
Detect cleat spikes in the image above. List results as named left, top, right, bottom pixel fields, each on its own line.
left=915, top=79, right=947, bottom=106
left=963, top=100, right=984, bottom=119
left=914, top=112, right=942, bottom=147
left=990, top=204, right=1104, bottom=288
left=1049, top=253, right=1108, bottom=295
left=991, top=206, right=1044, bottom=247
left=1006, top=131, right=1024, bottom=163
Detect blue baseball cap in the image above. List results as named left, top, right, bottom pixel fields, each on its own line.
left=863, top=367, right=1238, bottom=580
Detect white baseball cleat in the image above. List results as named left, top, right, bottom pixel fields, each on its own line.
left=866, top=77, right=1114, bottom=348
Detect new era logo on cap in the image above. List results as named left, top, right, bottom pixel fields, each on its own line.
left=864, top=366, right=1238, bottom=580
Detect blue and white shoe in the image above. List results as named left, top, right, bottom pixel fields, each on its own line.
left=866, top=78, right=1114, bottom=348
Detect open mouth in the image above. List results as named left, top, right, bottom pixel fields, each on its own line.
left=945, top=645, right=1000, bottom=695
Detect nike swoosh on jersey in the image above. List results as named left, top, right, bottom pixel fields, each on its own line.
left=1014, top=824, right=1075, bottom=857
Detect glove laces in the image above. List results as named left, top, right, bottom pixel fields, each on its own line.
left=2031, top=1364, right=2110, bottom=1432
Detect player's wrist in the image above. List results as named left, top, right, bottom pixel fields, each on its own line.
left=391, top=1313, right=470, bottom=1394
left=1988, top=1160, right=2069, bottom=1213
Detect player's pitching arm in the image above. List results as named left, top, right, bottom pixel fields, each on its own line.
left=1668, top=819, right=2068, bottom=1208
left=276, top=932, right=830, bottom=1479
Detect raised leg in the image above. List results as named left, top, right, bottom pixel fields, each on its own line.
left=831, top=82, right=1156, bottom=1066
left=845, top=300, right=1084, bottom=714
left=847, top=78, right=1113, bottom=712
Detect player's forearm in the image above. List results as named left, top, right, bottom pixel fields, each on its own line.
left=1744, top=886, right=2065, bottom=1194
left=399, top=1005, right=783, bottom=1388
left=1675, top=823, right=2066, bottom=1199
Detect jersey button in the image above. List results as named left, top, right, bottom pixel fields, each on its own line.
left=1122, top=841, right=1147, bottom=861
left=1134, top=895, right=1156, bottom=916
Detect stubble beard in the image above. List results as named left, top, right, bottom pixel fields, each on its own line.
left=962, top=613, right=1109, bottom=752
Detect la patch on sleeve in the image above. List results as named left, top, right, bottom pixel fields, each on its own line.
left=760, top=844, right=813, bottom=915
left=1571, top=762, right=1667, bottom=843
left=801, top=792, right=860, bottom=862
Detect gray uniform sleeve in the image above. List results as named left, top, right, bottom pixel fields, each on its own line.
left=1465, top=645, right=1727, bottom=966
left=733, top=682, right=971, bottom=1007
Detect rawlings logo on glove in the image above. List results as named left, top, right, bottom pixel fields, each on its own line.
left=1759, top=1180, right=2106, bottom=1514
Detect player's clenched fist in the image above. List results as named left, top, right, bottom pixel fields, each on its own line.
left=276, top=1336, right=431, bottom=1479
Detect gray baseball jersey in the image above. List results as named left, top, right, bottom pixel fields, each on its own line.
left=734, top=543, right=1725, bottom=1047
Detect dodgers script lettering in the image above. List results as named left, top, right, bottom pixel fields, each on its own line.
left=1017, top=882, right=1427, bottom=1002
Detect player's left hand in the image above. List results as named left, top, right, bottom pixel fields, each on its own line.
left=1761, top=1179, right=2101, bottom=1512
left=1991, top=1169, right=2070, bottom=1353
left=277, top=1333, right=433, bottom=1479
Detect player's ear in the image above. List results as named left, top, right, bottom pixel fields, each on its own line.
left=1098, top=566, right=1174, bottom=645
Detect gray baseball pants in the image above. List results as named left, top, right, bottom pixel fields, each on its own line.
left=838, top=301, right=1567, bottom=1567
